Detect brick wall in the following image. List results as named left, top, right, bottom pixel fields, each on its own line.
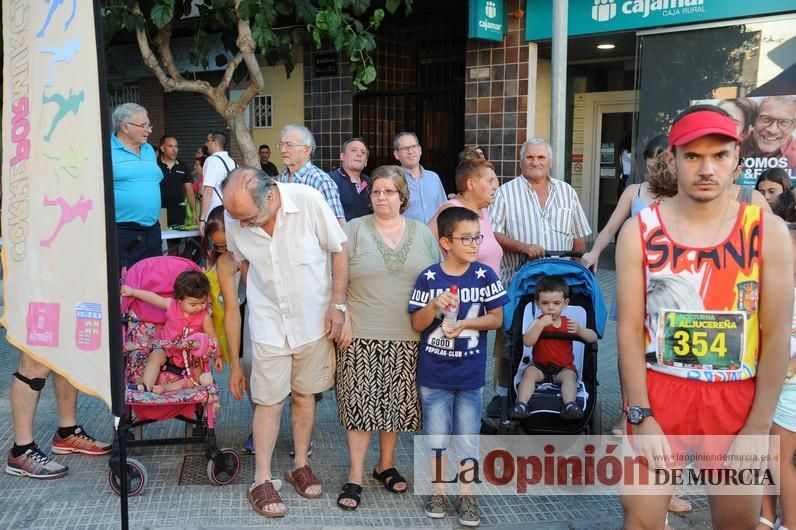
left=303, top=49, right=354, bottom=173
left=464, top=0, right=528, bottom=181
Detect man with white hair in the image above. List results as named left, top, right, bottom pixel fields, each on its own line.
left=486, top=137, right=591, bottom=415
left=277, top=124, right=345, bottom=225
left=110, top=102, right=163, bottom=270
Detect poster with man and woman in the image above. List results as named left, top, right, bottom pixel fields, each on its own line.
left=694, top=95, right=796, bottom=187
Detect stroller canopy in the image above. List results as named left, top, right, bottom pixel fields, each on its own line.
left=503, top=259, right=608, bottom=337
left=121, top=256, right=203, bottom=324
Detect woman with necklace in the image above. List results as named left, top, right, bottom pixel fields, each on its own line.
left=334, top=165, right=441, bottom=511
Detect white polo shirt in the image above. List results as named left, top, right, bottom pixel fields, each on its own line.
left=490, top=175, right=591, bottom=284
left=225, top=182, right=347, bottom=349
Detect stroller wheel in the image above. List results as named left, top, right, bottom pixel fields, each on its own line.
left=207, top=448, right=240, bottom=485
left=108, top=457, right=147, bottom=496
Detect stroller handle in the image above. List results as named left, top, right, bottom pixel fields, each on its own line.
left=543, top=250, right=583, bottom=259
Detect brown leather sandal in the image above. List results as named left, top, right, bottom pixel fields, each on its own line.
left=285, top=464, right=323, bottom=499
left=247, top=481, right=286, bottom=518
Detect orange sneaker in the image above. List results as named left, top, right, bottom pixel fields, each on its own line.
left=51, top=426, right=111, bottom=456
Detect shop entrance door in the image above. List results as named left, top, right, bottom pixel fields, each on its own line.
left=578, top=91, right=637, bottom=236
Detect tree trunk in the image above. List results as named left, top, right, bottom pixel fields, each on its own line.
left=230, top=112, right=258, bottom=167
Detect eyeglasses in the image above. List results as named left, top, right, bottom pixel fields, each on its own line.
left=277, top=142, right=307, bottom=150
left=757, top=115, right=795, bottom=131
left=397, top=144, right=420, bottom=152
left=127, top=121, right=153, bottom=131
left=370, top=189, right=399, bottom=197
left=451, top=234, right=485, bottom=246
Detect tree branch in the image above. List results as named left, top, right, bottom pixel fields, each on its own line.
left=152, top=23, right=184, bottom=82
left=131, top=1, right=213, bottom=97
left=225, top=3, right=264, bottom=115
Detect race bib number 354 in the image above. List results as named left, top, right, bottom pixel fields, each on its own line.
left=656, top=310, right=745, bottom=371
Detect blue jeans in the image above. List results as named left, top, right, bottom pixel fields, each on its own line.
left=419, top=386, right=483, bottom=461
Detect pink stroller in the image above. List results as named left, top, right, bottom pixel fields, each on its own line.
left=107, top=256, right=240, bottom=496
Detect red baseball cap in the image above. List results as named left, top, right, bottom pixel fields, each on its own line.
left=668, top=110, right=740, bottom=147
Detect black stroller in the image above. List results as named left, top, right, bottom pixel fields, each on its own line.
left=487, top=253, right=608, bottom=435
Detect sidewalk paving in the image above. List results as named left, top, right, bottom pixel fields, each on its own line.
left=0, top=268, right=717, bottom=529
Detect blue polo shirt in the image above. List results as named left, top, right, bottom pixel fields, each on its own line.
left=402, top=165, right=447, bottom=224
left=329, top=167, right=370, bottom=221
left=111, top=134, right=162, bottom=225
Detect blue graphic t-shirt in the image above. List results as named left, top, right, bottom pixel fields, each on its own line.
left=408, top=262, right=508, bottom=389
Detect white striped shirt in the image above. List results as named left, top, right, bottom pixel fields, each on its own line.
left=490, top=176, right=591, bottom=284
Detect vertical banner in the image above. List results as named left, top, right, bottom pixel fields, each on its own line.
left=3, top=1, right=114, bottom=407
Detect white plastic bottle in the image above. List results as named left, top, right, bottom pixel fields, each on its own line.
left=442, top=285, right=459, bottom=329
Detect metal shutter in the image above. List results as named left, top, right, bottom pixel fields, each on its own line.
left=164, top=86, right=228, bottom=159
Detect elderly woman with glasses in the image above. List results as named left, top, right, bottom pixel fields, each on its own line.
left=110, top=102, right=163, bottom=271
left=335, top=165, right=441, bottom=511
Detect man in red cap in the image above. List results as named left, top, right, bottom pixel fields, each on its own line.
left=615, top=104, right=792, bottom=529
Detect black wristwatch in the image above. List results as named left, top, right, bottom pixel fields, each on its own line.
left=625, top=406, right=653, bottom=425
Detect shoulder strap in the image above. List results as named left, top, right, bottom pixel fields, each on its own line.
left=737, top=185, right=753, bottom=204
left=210, top=154, right=238, bottom=202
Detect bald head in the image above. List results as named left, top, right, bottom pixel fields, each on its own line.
left=222, top=166, right=277, bottom=227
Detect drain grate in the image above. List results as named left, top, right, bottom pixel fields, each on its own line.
left=178, top=453, right=254, bottom=485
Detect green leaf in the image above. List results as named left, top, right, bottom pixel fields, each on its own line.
left=360, top=65, right=376, bottom=85
left=294, top=0, right=317, bottom=23
left=385, top=0, right=400, bottom=14
left=370, top=8, right=384, bottom=27
left=150, top=3, right=174, bottom=28
left=348, top=0, right=368, bottom=17
left=275, top=1, right=293, bottom=16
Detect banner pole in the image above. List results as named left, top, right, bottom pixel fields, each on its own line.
left=91, top=2, right=129, bottom=526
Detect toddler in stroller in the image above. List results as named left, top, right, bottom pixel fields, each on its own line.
left=108, top=256, right=239, bottom=497
left=121, top=270, right=221, bottom=395
left=511, top=275, right=597, bottom=420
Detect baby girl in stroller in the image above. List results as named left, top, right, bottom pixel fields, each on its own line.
left=121, top=270, right=222, bottom=394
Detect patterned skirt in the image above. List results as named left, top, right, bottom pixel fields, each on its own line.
left=336, top=337, right=421, bottom=432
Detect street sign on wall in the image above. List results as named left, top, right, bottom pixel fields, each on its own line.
left=525, top=0, right=796, bottom=41
left=469, top=0, right=507, bottom=42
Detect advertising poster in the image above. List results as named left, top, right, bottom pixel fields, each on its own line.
left=692, top=96, right=796, bottom=187
left=2, top=1, right=114, bottom=407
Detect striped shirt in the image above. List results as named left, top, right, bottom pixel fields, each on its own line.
left=279, top=161, right=345, bottom=219
left=490, top=176, right=591, bottom=284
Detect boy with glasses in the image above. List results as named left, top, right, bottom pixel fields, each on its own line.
left=408, top=206, right=508, bottom=527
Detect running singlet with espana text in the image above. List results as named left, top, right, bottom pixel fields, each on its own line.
left=640, top=203, right=762, bottom=382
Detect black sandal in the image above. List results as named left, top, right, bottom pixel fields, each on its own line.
left=336, top=482, right=362, bottom=511
left=372, top=467, right=407, bottom=494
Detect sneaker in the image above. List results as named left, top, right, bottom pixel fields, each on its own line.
left=6, top=447, right=68, bottom=479
left=424, top=494, right=448, bottom=519
left=289, top=439, right=314, bottom=458
left=457, top=495, right=481, bottom=527
left=509, top=400, right=530, bottom=419
left=243, top=433, right=255, bottom=454
left=486, top=395, right=502, bottom=418
left=560, top=401, right=584, bottom=421
left=51, top=426, right=111, bottom=456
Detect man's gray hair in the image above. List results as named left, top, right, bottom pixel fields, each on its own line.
left=520, top=137, right=553, bottom=159
left=222, top=166, right=276, bottom=207
left=112, top=102, right=147, bottom=133
left=281, top=124, right=316, bottom=156
left=393, top=132, right=419, bottom=151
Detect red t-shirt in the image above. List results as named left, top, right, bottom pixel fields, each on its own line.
left=532, top=315, right=576, bottom=370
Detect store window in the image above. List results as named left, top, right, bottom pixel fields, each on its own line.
left=635, top=15, right=796, bottom=183
left=252, top=94, right=273, bottom=129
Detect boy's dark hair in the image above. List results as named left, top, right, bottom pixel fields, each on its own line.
left=534, top=275, right=569, bottom=300
left=437, top=206, right=480, bottom=239
left=173, top=270, right=210, bottom=300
